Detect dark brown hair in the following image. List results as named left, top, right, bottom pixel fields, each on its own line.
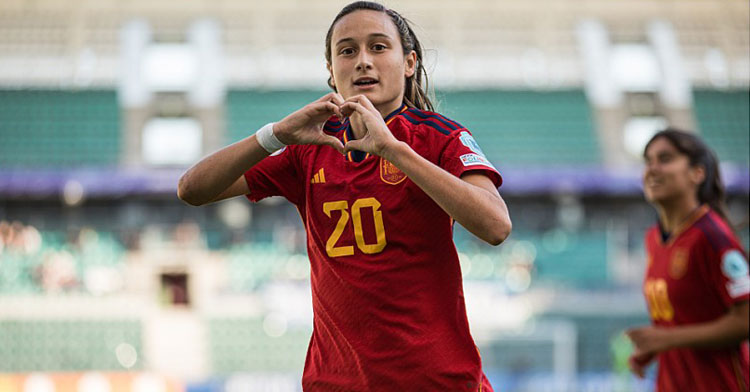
left=324, top=1, right=434, bottom=112
left=644, top=128, right=728, bottom=221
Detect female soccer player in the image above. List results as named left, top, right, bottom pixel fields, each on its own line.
left=178, top=2, right=511, bottom=390
left=627, top=129, right=749, bottom=391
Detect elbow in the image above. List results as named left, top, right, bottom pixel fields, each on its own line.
left=738, top=312, right=750, bottom=339
left=485, top=216, right=512, bottom=246
left=177, top=173, right=205, bottom=206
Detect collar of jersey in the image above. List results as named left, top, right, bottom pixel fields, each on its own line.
left=343, top=103, right=408, bottom=162
left=657, top=204, right=710, bottom=246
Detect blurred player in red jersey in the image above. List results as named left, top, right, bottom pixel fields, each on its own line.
left=178, top=1, right=511, bottom=390
left=627, top=129, right=749, bottom=392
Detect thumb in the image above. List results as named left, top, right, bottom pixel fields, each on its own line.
left=344, top=139, right=365, bottom=154
left=324, top=135, right=346, bottom=154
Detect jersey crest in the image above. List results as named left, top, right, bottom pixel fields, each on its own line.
left=380, top=158, right=407, bottom=185
left=669, top=247, right=689, bottom=279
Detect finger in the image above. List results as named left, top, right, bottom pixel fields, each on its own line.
left=355, top=94, right=377, bottom=112
left=627, top=357, right=639, bottom=375
left=329, top=93, right=345, bottom=107
left=344, top=95, right=368, bottom=108
left=326, top=102, right=343, bottom=118
left=317, top=92, right=339, bottom=103
left=318, top=92, right=346, bottom=110
left=310, top=101, right=341, bottom=118
left=343, top=94, right=363, bottom=103
left=340, top=101, right=368, bottom=117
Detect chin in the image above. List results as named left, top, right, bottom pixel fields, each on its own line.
left=646, top=191, right=677, bottom=206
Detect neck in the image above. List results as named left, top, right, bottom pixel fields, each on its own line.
left=351, top=99, right=403, bottom=140
left=656, top=195, right=701, bottom=234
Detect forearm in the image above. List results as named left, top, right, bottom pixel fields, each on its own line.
left=664, top=312, right=749, bottom=350
left=383, top=141, right=511, bottom=245
left=178, top=134, right=269, bottom=206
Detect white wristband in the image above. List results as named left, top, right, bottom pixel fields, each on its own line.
left=255, top=122, right=286, bottom=153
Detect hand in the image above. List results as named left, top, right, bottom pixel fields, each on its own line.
left=339, top=95, right=402, bottom=158
left=273, top=93, right=346, bottom=153
left=628, top=352, right=656, bottom=378
left=626, top=326, right=672, bottom=358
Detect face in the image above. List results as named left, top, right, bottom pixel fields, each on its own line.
left=642, top=137, right=704, bottom=205
left=328, top=10, right=416, bottom=115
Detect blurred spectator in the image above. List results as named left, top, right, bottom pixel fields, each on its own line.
left=172, top=220, right=206, bottom=249
left=0, top=220, right=43, bottom=255
left=35, top=250, right=78, bottom=293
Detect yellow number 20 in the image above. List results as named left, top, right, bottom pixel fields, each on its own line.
left=323, top=197, right=387, bottom=258
left=644, top=279, right=674, bottom=322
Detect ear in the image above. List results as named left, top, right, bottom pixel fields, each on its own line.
left=404, top=50, right=416, bottom=78
left=689, top=165, right=706, bottom=186
left=326, top=63, right=336, bottom=89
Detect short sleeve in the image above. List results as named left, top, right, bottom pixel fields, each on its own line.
left=701, top=229, right=750, bottom=307
left=439, top=129, right=502, bottom=188
left=243, top=146, right=303, bottom=205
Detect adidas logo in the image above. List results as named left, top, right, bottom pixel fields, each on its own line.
left=311, top=168, right=326, bottom=184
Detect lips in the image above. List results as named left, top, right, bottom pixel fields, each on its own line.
left=645, top=177, right=663, bottom=188
left=353, top=77, right=379, bottom=86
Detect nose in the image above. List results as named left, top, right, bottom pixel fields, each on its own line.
left=355, top=50, right=373, bottom=72
left=644, top=160, right=659, bottom=178
left=645, top=159, right=660, bottom=172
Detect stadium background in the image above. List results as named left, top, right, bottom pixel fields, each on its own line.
left=0, top=0, right=748, bottom=391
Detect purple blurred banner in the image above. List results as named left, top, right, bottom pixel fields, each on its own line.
left=0, top=164, right=747, bottom=198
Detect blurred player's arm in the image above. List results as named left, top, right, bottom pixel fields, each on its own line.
left=627, top=300, right=749, bottom=355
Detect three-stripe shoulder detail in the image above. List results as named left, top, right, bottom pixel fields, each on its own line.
left=402, top=108, right=464, bottom=136
left=695, top=214, right=733, bottom=252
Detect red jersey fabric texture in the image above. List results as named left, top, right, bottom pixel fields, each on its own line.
left=244, top=105, right=500, bottom=392
left=643, top=205, right=750, bottom=392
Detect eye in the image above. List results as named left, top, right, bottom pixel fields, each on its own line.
left=658, top=154, right=673, bottom=164
left=339, top=47, right=355, bottom=56
left=371, top=43, right=387, bottom=51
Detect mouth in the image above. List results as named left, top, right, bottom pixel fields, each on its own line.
left=644, top=177, right=663, bottom=188
left=353, top=77, right=379, bottom=88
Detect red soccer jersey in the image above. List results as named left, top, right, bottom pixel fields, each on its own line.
left=244, top=104, right=501, bottom=391
left=643, top=205, right=750, bottom=392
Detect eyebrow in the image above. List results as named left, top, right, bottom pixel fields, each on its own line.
left=335, top=33, right=392, bottom=47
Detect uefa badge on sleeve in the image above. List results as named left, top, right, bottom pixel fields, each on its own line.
left=722, top=250, right=750, bottom=298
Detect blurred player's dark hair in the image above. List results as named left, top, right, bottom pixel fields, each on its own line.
left=644, top=128, right=729, bottom=222
left=324, top=1, right=434, bottom=112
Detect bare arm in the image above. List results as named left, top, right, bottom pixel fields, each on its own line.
left=177, top=135, right=268, bottom=206
left=340, top=96, right=511, bottom=245
left=177, top=93, right=346, bottom=206
left=384, top=143, right=511, bottom=245
left=627, top=301, right=749, bottom=353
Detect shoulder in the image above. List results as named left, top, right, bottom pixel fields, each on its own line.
left=692, top=210, right=740, bottom=254
left=644, top=225, right=660, bottom=248
left=400, top=108, right=466, bottom=136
